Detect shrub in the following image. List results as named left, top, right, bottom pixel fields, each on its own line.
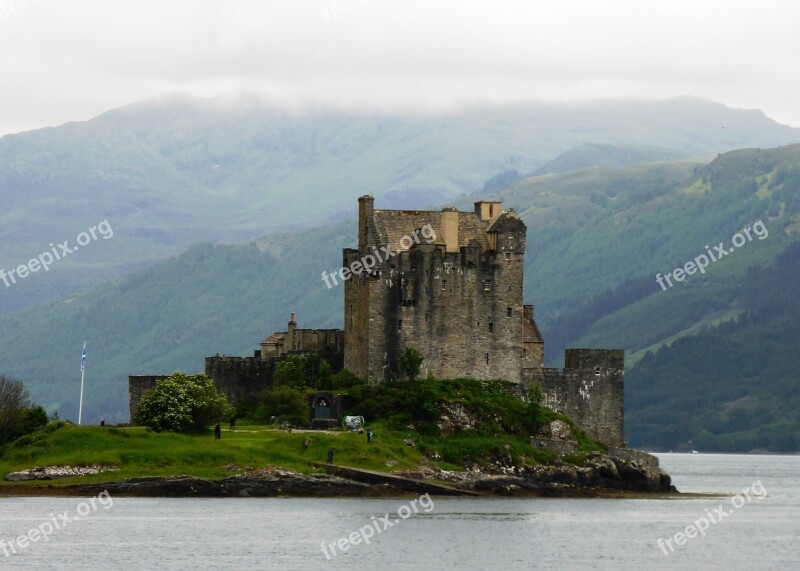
left=399, top=348, right=424, bottom=381
left=135, top=372, right=234, bottom=433
left=259, top=386, right=308, bottom=426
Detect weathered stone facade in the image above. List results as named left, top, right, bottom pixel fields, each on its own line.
left=531, top=348, right=625, bottom=447
left=343, top=196, right=544, bottom=383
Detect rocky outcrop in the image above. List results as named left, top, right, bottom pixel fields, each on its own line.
left=74, top=471, right=372, bottom=498
left=5, top=465, right=118, bottom=481
left=457, top=452, right=676, bottom=496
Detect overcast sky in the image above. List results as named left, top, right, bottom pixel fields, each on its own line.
left=1, top=0, right=798, bottom=136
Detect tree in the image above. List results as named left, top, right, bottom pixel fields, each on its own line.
left=259, top=386, right=307, bottom=426
left=135, top=372, right=234, bottom=433
left=0, top=375, right=29, bottom=445
left=399, top=348, right=424, bottom=381
left=274, top=354, right=319, bottom=390
left=0, top=375, right=48, bottom=445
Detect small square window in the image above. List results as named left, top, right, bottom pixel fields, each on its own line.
left=504, top=252, right=511, bottom=260
left=594, top=367, right=601, bottom=376
left=508, top=231, right=515, bottom=239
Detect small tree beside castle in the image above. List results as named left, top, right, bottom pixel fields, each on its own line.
left=399, top=348, right=424, bottom=381
left=135, top=372, right=234, bottom=433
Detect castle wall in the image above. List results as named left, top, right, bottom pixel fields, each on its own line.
left=204, top=356, right=275, bottom=408
left=128, top=375, right=168, bottom=423
left=530, top=348, right=624, bottom=447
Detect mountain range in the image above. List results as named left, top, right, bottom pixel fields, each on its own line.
left=0, top=96, right=798, bottom=452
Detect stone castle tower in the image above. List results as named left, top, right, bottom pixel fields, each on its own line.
left=343, top=195, right=544, bottom=383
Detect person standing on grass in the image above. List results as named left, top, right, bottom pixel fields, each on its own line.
left=367, top=429, right=373, bottom=443
left=327, top=448, right=334, bottom=464
left=214, top=423, right=221, bottom=439
left=230, top=415, right=236, bottom=432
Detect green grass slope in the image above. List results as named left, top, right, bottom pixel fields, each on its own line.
left=0, top=379, right=597, bottom=487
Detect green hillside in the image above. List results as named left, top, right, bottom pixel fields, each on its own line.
left=532, top=143, right=691, bottom=175
left=2, top=95, right=799, bottom=314
left=0, top=144, right=798, bottom=453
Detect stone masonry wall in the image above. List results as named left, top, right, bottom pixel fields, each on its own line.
left=344, top=200, right=530, bottom=383
left=204, top=356, right=275, bottom=408
left=530, top=348, right=625, bottom=447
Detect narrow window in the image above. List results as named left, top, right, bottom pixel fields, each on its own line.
left=398, top=320, right=403, bottom=330
left=441, top=280, right=446, bottom=290
left=425, top=312, right=428, bottom=322
left=523, top=348, right=528, bottom=358
left=507, top=307, right=512, bottom=317
left=485, top=353, right=489, bottom=364
left=488, top=322, right=493, bottom=332
left=483, top=280, right=491, bottom=291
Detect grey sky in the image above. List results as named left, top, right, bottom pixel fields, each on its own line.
left=1, top=0, right=798, bottom=136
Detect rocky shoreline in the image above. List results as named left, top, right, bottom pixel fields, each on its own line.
left=0, top=452, right=677, bottom=498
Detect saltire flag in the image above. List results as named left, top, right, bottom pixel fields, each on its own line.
left=81, top=341, right=86, bottom=372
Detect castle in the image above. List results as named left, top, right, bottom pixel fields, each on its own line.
left=130, top=196, right=624, bottom=446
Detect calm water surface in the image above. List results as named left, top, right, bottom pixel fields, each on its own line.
left=0, top=453, right=797, bottom=570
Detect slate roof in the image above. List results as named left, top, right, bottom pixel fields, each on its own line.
left=372, top=210, right=492, bottom=251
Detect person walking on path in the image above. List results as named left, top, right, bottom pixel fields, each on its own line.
left=229, top=416, right=236, bottom=431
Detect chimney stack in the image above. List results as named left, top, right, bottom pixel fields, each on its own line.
left=358, top=195, right=375, bottom=252
left=523, top=305, right=534, bottom=322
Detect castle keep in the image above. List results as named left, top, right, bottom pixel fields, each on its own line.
left=344, top=196, right=544, bottom=383
left=129, top=196, right=625, bottom=447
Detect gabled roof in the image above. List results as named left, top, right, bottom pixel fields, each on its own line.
left=372, top=210, right=491, bottom=250
left=261, top=332, right=286, bottom=345
left=523, top=318, right=544, bottom=344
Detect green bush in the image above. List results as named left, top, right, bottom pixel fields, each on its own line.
left=259, top=386, right=308, bottom=426
left=135, top=372, right=234, bottom=433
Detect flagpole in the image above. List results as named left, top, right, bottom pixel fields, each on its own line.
left=79, top=341, right=86, bottom=425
